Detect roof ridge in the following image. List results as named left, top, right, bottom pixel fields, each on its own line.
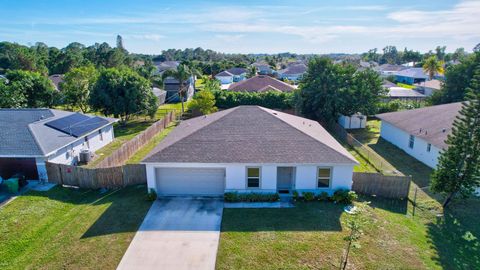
left=143, top=107, right=240, bottom=161
left=257, top=107, right=357, bottom=164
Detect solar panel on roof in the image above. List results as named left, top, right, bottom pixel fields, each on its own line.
left=69, top=117, right=109, bottom=137
left=45, top=114, right=109, bottom=137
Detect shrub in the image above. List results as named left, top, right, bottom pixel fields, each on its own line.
left=317, top=191, right=330, bottom=201
left=146, top=189, right=157, bottom=201
left=292, top=190, right=299, bottom=201
left=332, top=189, right=358, bottom=204
left=224, top=192, right=280, bottom=202
left=213, top=90, right=294, bottom=110
left=303, top=192, right=315, bottom=201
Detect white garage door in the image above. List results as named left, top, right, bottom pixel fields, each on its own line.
left=155, top=167, right=225, bottom=196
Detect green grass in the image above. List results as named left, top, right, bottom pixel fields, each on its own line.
left=87, top=102, right=187, bottom=168
left=218, top=197, right=480, bottom=270
left=0, top=185, right=152, bottom=270
left=127, top=123, right=178, bottom=164
left=397, top=82, right=416, bottom=89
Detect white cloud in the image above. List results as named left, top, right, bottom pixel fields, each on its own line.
left=215, top=34, right=245, bottom=42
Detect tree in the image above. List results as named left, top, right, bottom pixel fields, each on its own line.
left=431, top=67, right=480, bottom=208
left=0, top=80, right=26, bottom=108
left=297, top=57, right=384, bottom=122
left=116, top=35, right=125, bottom=50
left=362, top=48, right=380, bottom=63
left=423, top=56, right=444, bottom=80
left=381, top=46, right=399, bottom=64
left=4, top=70, right=56, bottom=108
left=247, top=65, right=257, bottom=78
left=435, top=45, right=447, bottom=61
left=90, top=67, right=158, bottom=124
left=189, top=90, right=218, bottom=115
left=430, top=52, right=480, bottom=105
left=402, top=48, right=422, bottom=65
left=451, top=48, right=467, bottom=62
left=202, top=76, right=221, bottom=92
left=162, top=64, right=201, bottom=113
left=62, top=65, right=98, bottom=112
left=474, top=43, right=480, bottom=52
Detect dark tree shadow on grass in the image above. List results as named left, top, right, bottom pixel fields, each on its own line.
left=221, top=201, right=343, bottom=232
left=426, top=198, right=480, bottom=269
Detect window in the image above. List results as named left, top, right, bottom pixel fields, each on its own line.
left=409, top=135, right=415, bottom=149
left=246, top=167, right=260, bottom=188
left=427, top=143, right=431, bottom=152
left=99, top=129, right=103, bottom=141
left=317, top=167, right=331, bottom=188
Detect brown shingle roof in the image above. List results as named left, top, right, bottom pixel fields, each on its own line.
left=228, top=75, right=295, bottom=92
left=143, top=106, right=357, bottom=164
left=376, top=102, right=463, bottom=149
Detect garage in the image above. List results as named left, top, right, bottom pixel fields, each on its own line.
left=0, top=158, right=39, bottom=180
left=155, top=168, right=225, bottom=196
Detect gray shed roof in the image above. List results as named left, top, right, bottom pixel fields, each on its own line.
left=143, top=106, right=358, bottom=164
left=0, top=109, right=117, bottom=157
left=395, top=68, right=429, bottom=79
left=376, top=102, right=462, bottom=149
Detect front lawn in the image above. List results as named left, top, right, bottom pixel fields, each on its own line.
left=218, top=197, right=480, bottom=269
left=0, top=185, right=152, bottom=270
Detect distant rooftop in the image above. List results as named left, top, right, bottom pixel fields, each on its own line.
left=228, top=75, right=296, bottom=92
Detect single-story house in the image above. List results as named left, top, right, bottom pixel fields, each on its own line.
left=48, top=74, right=64, bottom=91
left=277, top=63, right=307, bottom=82
left=142, top=106, right=358, bottom=196
left=252, top=62, right=274, bottom=75
left=414, top=79, right=442, bottom=96
left=394, top=68, right=429, bottom=85
left=0, top=109, right=117, bottom=181
left=215, top=67, right=247, bottom=84
left=384, top=86, right=426, bottom=101
left=154, top=61, right=179, bottom=75
left=376, top=102, right=462, bottom=169
left=163, top=77, right=195, bottom=102
left=375, top=64, right=408, bottom=77
left=228, top=75, right=296, bottom=92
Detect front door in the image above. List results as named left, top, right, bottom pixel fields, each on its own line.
left=277, top=167, right=294, bottom=193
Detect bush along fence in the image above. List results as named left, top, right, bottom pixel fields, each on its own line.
left=329, top=122, right=400, bottom=175
left=95, top=111, right=175, bottom=168
left=352, top=172, right=411, bottom=199
left=45, top=162, right=146, bottom=189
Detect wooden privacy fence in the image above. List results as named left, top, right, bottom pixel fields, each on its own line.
left=352, top=172, right=411, bottom=199
left=96, top=111, right=175, bottom=168
left=46, top=162, right=146, bottom=189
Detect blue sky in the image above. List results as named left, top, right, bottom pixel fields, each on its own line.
left=1, top=0, right=479, bottom=54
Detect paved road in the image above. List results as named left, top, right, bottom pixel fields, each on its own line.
left=117, top=197, right=224, bottom=270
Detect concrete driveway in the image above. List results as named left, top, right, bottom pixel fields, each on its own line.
left=117, top=197, right=223, bottom=270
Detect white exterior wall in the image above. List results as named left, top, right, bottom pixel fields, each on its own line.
left=380, top=121, right=441, bottom=168
left=145, top=163, right=355, bottom=194
left=215, top=75, right=233, bottom=84
left=338, top=115, right=367, bottom=129
left=47, top=125, right=114, bottom=165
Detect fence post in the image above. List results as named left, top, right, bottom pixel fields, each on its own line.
left=412, top=186, right=418, bottom=217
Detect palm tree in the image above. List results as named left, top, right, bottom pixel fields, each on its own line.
left=422, top=56, right=444, bottom=80
left=162, top=64, right=201, bottom=113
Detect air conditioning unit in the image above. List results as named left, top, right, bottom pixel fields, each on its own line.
left=79, top=149, right=92, bottom=164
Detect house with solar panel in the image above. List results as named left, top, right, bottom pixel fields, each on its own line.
left=0, top=109, right=117, bottom=181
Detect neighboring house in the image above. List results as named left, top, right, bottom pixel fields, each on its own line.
left=383, top=85, right=426, bottom=102
left=394, top=68, right=429, bottom=85
left=277, top=63, right=307, bottom=82
left=414, top=79, right=442, bottom=96
left=228, top=75, right=296, bottom=92
left=142, top=106, right=358, bottom=196
left=152, top=87, right=167, bottom=105
left=0, top=109, right=117, bottom=181
left=252, top=62, right=274, bottom=75
left=338, top=114, right=367, bottom=129
left=376, top=102, right=462, bottom=169
left=375, top=64, right=408, bottom=77
left=215, top=67, right=247, bottom=84
left=48, top=74, right=64, bottom=91
left=154, top=61, right=179, bottom=75
left=163, top=77, right=195, bottom=102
